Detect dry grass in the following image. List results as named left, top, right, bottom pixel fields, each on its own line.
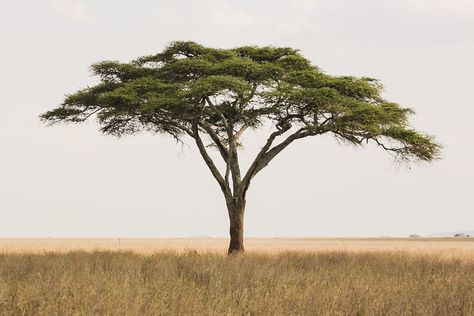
left=0, top=250, right=473, bottom=315
left=2, top=238, right=474, bottom=260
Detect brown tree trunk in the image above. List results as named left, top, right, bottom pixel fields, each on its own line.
left=227, top=199, right=245, bottom=255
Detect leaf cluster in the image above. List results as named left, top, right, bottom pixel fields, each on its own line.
left=41, top=41, right=440, bottom=161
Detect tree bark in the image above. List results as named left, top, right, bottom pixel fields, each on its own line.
left=227, top=198, right=245, bottom=255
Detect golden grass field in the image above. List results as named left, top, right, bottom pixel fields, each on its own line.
left=2, top=237, right=474, bottom=259
left=1, top=238, right=473, bottom=315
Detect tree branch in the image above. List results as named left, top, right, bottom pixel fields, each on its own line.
left=372, top=137, right=405, bottom=153
left=199, top=120, right=229, bottom=161
left=332, top=130, right=364, bottom=145
left=192, top=122, right=231, bottom=197
left=225, top=161, right=230, bottom=184
left=234, top=124, right=248, bottom=141
left=240, top=124, right=292, bottom=193
left=241, top=126, right=327, bottom=195
left=204, top=97, right=242, bottom=194
left=224, top=121, right=241, bottom=195
left=239, top=82, right=258, bottom=112
left=205, top=96, right=230, bottom=130
left=82, top=108, right=101, bottom=120
left=250, top=128, right=307, bottom=177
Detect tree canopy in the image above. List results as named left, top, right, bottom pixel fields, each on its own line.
left=41, top=41, right=441, bottom=253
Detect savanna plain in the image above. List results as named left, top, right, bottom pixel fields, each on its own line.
left=0, top=238, right=473, bottom=315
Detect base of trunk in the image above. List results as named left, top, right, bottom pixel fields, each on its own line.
left=228, top=239, right=244, bottom=255
left=228, top=203, right=245, bottom=255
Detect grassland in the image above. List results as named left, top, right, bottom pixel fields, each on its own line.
left=1, top=245, right=474, bottom=315
left=2, top=237, right=474, bottom=259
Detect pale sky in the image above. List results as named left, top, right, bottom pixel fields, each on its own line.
left=0, top=0, right=473, bottom=237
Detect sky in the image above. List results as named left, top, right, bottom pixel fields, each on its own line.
left=0, top=0, right=473, bottom=237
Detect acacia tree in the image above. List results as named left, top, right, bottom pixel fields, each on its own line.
left=41, top=41, right=440, bottom=254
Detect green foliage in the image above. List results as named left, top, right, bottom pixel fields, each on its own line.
left=41, top=41, right=440, bottom=162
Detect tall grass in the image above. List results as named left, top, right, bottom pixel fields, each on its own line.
left=0, top=251, right=473, bottom=315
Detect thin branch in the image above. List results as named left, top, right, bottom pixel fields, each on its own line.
left=239, top=82, right=258, bottom=112
left=332, top=131, right=364, bottom=145
left=225, top=161, right=230, bottom=184
left=249, top=128, right=308, bottom=178
left=204, top=96, right=244, bottom=196
left=240, top=124, right=292, bottom=192
left=82, top=108, right=101, bottom=120
left=227, top=121, right=242, bottom=195
left=319, top=115, right=333, bottom=126
left=199, top=120, right=229, bottom=161
left=372, top=138, right=405, bottom=153
left=149, top=116, right=195, bottom=139
left=241, top=126, right=328, bottom=194
left=234, top=124, right=248, bottom=141
left=205, top=96, right=230, bottom=130
left=192, top=122, right=231, bottom=197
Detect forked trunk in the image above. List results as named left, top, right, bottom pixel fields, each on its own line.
left=227, top=199, right=245, bottom=255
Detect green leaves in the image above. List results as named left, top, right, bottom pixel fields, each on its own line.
left=381, top=128, right=441, bottom=161
left=232, top=46, right=300, bottom=63
left=185, top=76, right=251, bottom=98
left=326, top=76, right=383, bottom=102
left=41, top=41, right=441, bottom=162
left=91, top=61, right=156, bottom=84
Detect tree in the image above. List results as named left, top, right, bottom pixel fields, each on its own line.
left=41, top=41, right=441, bottom=254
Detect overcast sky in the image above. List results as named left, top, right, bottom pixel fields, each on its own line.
left=0, top=0, right=473, bottom=237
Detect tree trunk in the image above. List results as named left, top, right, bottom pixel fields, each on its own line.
left=227, top=199, right=245, bottom=255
